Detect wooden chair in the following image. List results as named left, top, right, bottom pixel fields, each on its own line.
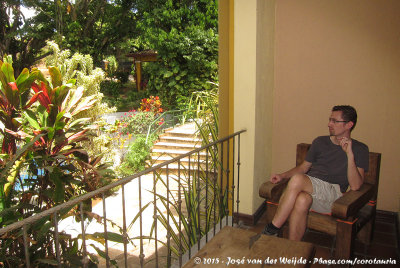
left=259, top=143, right=381, bottom=261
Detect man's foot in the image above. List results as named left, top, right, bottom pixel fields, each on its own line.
left=262, top=222, right=280, bottom=236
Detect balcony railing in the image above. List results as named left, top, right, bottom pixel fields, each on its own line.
left=0, top=129, right=246, bottom=268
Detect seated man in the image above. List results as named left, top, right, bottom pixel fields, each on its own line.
left=263, top=105, right=369, bottom=241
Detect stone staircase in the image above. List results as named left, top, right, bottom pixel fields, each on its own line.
left=150, top=122, right=214, bottom=175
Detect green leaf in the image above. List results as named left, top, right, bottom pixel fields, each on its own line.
left=68, top=239, right=79, bottom=256
left=37, top=106, right=48, bottom=127
left=163, top=70, right=174, bottom=78
left=55, top=111, right=65, bottom=125
left=38, top=221, right=53, bottom=239
left=55, top=85, right=70, bottom=105
left=47, top=127, right=55, bottom=141
left=66, top=79, right=76, bottom=86
left=89, top=244, right=118, bottom=266
left=0, top=62, right=15, bottom=83
left=48, top=66, right=62, bottom=88
left=23, top=110, right=40, bottom=129
left=15, top=68, right=29, bottom=87
left=0, top=134, right=45, bottom=180
left=92, top=232, right=125, bottom=243
left=49, top=170, right=65, bottom=203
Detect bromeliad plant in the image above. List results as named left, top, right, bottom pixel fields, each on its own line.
left=0, top=59, right=123, bottom=266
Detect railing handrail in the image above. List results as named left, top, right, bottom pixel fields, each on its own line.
left=145, top=109, right=186, bottom=143
left=0, top=129, right=246, bottom=236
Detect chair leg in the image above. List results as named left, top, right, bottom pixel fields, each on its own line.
left=357, top=219, right=373, bottom=245
left=335, top=219, right=356, bottom=261
left=357, top=207, right=376, bottom=245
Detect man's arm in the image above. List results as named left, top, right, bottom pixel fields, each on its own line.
left=347, top=154, right=365, bottom=190
left=270, top=161, right=312, bottom=184
left=339, top=138, right=365, bottom=190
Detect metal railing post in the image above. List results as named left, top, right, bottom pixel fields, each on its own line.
left=53, top=212, right=62, bottom=267
left=102, top=192, right=110, bottom=268
left=121, top=185, right=128, bottom=268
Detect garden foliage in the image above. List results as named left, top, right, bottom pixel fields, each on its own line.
left=0, top=58, right=120, bottom=266
left=137, top=0, right=218, bottom=108
left=45, top=41, right=117, bottom=164
left=3, top=1, right=219, bottom=112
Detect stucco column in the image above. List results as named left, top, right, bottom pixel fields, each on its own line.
left=233, top=0, right=275, bottom=215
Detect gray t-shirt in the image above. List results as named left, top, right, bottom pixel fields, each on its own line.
left=305, top=136, right=369, bottom=192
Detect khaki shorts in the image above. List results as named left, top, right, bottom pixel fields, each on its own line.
left=307, top=175, right=343, bottom=214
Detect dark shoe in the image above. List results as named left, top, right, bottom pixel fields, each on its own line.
left=262, top=223, right=279, bottom=236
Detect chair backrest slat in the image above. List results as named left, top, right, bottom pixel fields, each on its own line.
left=296, top=143, right=311, bottom=166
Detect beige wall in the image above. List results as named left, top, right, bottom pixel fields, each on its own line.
left=219, top=0, right=400, bottom=215
left=273, top=0, right=400, bottom=212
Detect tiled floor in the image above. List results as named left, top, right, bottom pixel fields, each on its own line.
left=245, top=210, right=399, bottom=267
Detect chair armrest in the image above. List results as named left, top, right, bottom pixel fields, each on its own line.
left=331, top=183, right=375, bottom=219
left=259, top=180, right=288, bottom=202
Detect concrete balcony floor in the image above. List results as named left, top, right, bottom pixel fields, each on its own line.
left=245, top=210, right=400, bottom=267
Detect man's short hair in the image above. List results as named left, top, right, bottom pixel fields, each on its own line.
left=332, top=105, right=357, bottom=131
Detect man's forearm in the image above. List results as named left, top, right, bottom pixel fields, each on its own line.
left=347, top=153, right=364, bottom=190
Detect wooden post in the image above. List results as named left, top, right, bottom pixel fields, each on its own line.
left=135, top=60, right=142, bottom=91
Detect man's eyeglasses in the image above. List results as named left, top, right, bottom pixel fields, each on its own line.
left=329, top=118, right=349, bottom=124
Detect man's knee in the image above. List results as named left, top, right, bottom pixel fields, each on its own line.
left=287, top=174, right=311, bottom=191
left=293, top=192, right=312, bottom=212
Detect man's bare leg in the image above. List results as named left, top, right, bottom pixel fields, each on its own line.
left=271, top=174, right=313, bottom=228
left=288, top=192, right=313, bottom=240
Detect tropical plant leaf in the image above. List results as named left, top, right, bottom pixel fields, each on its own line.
left=23, top=110, right=41, bottom=129
left=48, top=66, right=62, bottom=88
left=0, top=61, right=15, bottom=83
left=89, top=244, right=118, bottom=267
left=49, top=169, right=65, bottom=203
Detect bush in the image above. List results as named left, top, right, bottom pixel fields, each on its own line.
left=100, top=80, right=123, bottom=97
left=116, top=70, right=130, bottom=83
left=118, top=135, right=157, bottom=176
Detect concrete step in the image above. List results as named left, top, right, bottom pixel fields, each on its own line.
left=150, top=165, right=218, bottom=176
left=151, top=149, right=211, bottom=159
left=160, top=131, right=197, bottom=139
left=151, top=155, right=215, bottom=168
left=158, top=135, right=202, bottom=144
left=152, top=142, right=202, bottom=151
left=149, top=122, right=214, bottom=176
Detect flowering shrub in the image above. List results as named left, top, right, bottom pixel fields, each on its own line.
left=139, top=96, right=164, bottom=115
left=118, top=110, right=155, bottom=135
left=114, top=96, right=165, bottom=136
